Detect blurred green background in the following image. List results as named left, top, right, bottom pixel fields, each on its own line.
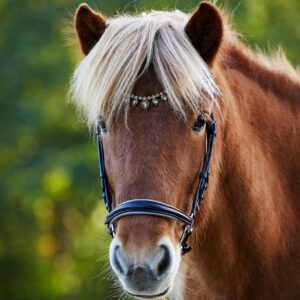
left=0, top=0, right=299, bottom=299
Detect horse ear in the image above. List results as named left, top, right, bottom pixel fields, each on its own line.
left=185, top=2, right=223, bottom=65
left=74, top=3, right=106, bottom=55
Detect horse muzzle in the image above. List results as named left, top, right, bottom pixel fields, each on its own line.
left=109, top=237, right=180, bottom=298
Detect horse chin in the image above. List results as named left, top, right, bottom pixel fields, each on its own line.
left=124, top=286, right=170, bottom=299
left=119, top=270, right=175, bottom=300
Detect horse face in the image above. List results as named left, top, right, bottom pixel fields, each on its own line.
left=102, top=99, right=207, bottom=297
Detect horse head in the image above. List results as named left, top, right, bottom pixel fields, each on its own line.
left=71, top=2, right=223, bottom=298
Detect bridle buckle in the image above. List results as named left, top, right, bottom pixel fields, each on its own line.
left=108, top=223, right=115, bottom=237
left=180, top=225, right=193, bottom=255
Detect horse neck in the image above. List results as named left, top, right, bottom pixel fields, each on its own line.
left=185, top=41, right=300, bottom=297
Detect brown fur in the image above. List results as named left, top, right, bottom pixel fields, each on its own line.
left=181, top=38, right=300, bottom=298
left=73, top=2, right=300, bottom=299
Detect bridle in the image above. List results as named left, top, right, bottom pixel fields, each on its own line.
left=96, top=113, right=216, bottom=255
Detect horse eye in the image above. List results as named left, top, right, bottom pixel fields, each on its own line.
left=192, top=114, right=206, bottom=132
left=99, top=117, right=108, bottom=133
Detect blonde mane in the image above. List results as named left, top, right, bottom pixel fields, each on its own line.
left=70, top=10, right=219, bottom=126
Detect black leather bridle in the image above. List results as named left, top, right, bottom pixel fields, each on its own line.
left=96, top=114, right=216, bottom=255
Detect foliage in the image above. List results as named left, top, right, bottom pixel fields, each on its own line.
left=0, top=0, right=298, bottom=299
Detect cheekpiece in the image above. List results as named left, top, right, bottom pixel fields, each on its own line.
left=124, top=90, right=168, bottom=110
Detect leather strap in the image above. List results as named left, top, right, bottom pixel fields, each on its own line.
left=96, top=122, right=112, bottom=212
left=105, top=199, right=193, bottom=235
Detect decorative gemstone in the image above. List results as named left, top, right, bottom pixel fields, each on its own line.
left=127, top=91, right=168, bottom=108
left=132, top=99, right=139, bottom=106
left=152, top=98, right=159, bottom=105
left=161, top=94, right=167, bottom=101
left=141, top=100, right=149, bottom=109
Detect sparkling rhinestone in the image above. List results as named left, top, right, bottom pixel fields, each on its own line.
left=139, top=96, right=143, bottom=100
left=147, top=96, right=151, bottom=100
left=156, top=93, right=160, bottom=97
left=134, top=96, right=138, bottom=100
left=151, top=95, right=156, bottom=99
left=132, top=99, right=139, bottom=106
left=141, top=100, right=149, bottom=109
left=161, top=94, right=167, bottom=101
left=143, top=97, right=147, bottom=100
left=152, top=98, right=159, bottom=105
left=130, top=95, right=134, bottom=99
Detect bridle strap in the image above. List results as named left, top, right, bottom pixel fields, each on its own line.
left=96, top=124, right=112, bottom=212
left=190, top=117, right=216, bottom=218
left=180, top=117, right=216, bottom=254
left=105, top=199, right=193, bottom=235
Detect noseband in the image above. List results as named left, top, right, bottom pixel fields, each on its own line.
left=96, top=114, right=216, bottom=255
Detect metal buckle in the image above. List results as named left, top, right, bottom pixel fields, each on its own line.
left=107, top=223, right=115, bottom=237
left=180, top=225, right=193, bottom=255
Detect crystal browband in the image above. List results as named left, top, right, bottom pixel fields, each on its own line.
left=125, top=90, right=168, bottom=109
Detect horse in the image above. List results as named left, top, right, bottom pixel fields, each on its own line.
left=70, top=2, right=300, bottom=299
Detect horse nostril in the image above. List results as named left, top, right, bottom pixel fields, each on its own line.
left=157, top=245, right=171, bottom=277
left=113, top=245, right=126, bottom=275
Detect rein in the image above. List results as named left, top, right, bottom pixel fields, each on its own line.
left=96, top=114, right=216, bottom=255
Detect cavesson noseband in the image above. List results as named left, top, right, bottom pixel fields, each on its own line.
left=96, top=113, right=216, bottom=255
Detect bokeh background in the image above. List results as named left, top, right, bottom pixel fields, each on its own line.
left=0, top=0, right=299, bottom=299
